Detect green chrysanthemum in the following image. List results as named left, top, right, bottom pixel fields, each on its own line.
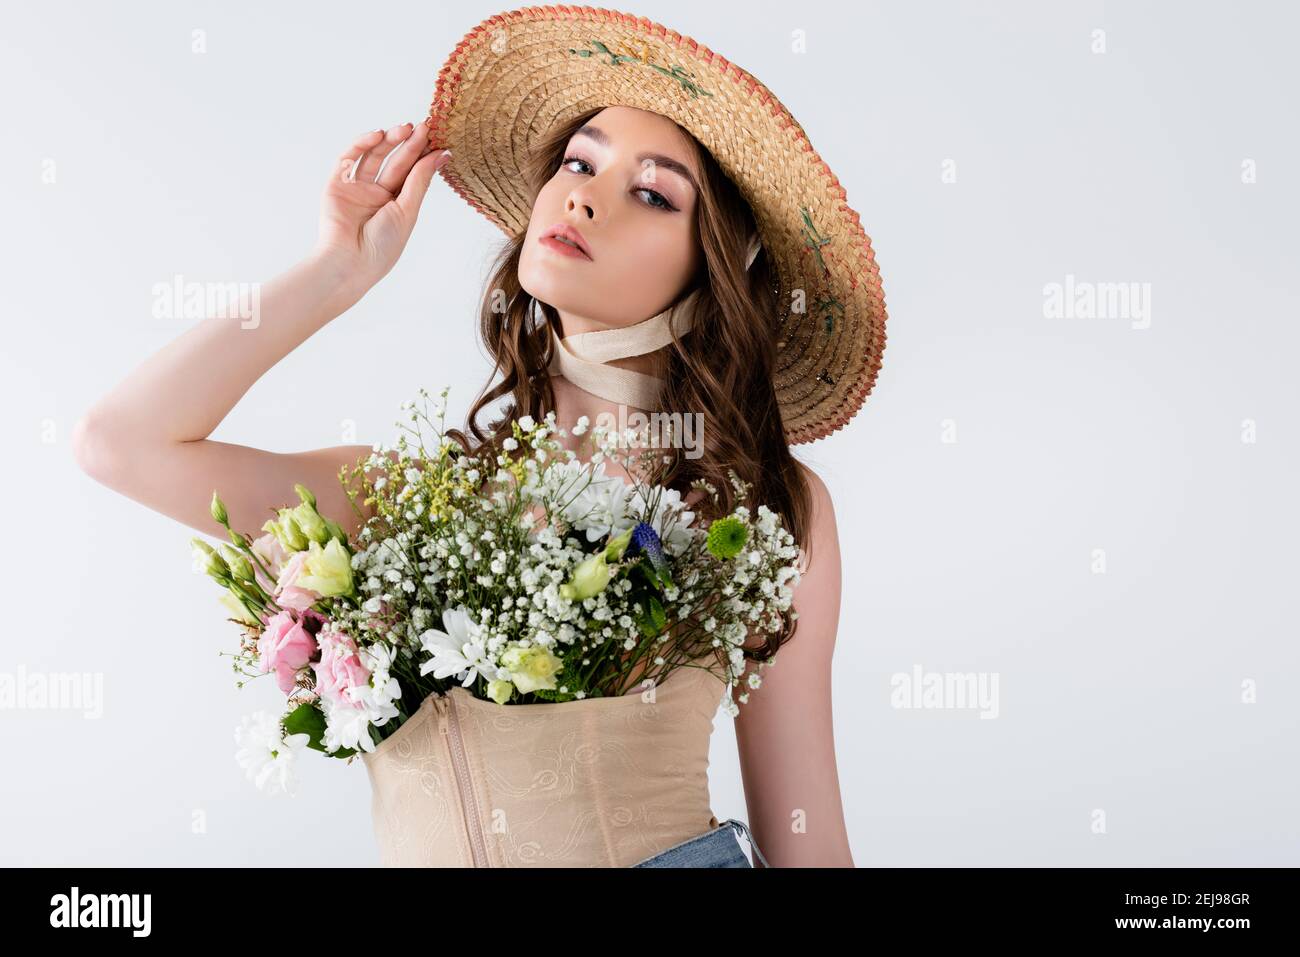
left=706, top=516, right=749, bottom=560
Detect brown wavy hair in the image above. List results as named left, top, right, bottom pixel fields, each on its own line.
left=444, top=107, right=812, bottom=661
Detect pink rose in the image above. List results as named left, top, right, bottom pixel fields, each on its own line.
left=311, top=628, right=371, bottom=710
left=273, top=549, right=321, bottom=613
left=257, top=610, right=320, bottom=695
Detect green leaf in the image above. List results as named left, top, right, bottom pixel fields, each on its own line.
left=283, top=701, right=356, bottom=759
left=634, top=610, right=659, bottom=639
left=632, top=595, right=668, bottom=638
left=647, top=594, right=667, bottom=632
left=629, top=557, right=671, bottom=593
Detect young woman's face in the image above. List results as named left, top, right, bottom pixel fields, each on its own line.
left=518, top=106, right=704, bottom=334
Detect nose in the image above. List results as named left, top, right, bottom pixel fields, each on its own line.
left=565, top=184, right=599, bottom=221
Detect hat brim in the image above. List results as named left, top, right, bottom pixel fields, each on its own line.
left=427, top=5, right=888, bottom=445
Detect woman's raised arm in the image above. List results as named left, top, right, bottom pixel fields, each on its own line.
left=73, top=120, right=452, bottom=541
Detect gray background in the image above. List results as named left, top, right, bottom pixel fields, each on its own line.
left=2, top=0, right=1295, bottom=866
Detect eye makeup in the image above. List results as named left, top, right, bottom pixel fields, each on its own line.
left=559, top=153, right=682, bottom=212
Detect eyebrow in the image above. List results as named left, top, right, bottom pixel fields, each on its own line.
left=570, top=124, right=700, bottom=195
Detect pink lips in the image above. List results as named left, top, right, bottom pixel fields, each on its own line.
left=539, top=223, right=592, bottom=260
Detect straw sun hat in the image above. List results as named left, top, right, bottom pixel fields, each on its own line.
left=425, top=5, right=888, bottom=445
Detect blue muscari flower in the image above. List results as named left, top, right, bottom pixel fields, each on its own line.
left=628, top=521, right=668, bottom=576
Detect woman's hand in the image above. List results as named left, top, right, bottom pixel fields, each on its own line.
left=313, top=118, right=452, bottom=288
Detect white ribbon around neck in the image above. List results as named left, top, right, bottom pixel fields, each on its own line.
left=545, top=235, right=760, bottom=410
left=547, top=288, right=701, bottom=410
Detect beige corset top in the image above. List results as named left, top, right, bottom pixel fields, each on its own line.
left=361, top=660, right=726, bottom=867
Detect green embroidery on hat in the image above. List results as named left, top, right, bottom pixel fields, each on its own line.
left=568, top=40, right=714, bottom=99
left=799, top=207, right=832, bottom=275
left=811, top=292, right=845, bottom=337
left=798, top=208, right=844, bottom=336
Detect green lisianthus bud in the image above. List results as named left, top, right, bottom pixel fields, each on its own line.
left=218, top=588, right=261, bottom=626
left=190, top=538, right=230, bottom=582
left=286, top=515, right=310, bottom=550
left=294, top=483, right=317, bottom=508
left=558, top=551, right=611, bottom=602
left=275, top=512, right=308, bottom=551
left=290, top=501, right=329, bottom=545
left=262, top=513, right=307, bottom=553
left=323, top=518, right=348, bottom=546
left=219, top=545, right=255, bottom=583
left=487, top=679, right=515, bottom=705
left=603, top=527, right=633, bottom=561
left=210, top=491, right=229, bottom=527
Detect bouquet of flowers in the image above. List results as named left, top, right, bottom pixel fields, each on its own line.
left=192, top=386, right=802, bottom=795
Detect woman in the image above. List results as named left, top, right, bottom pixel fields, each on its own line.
left=73, top=7, right=884, bottom=868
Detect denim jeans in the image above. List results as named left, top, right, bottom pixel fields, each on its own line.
left=631, top=817, right=770, bottom=868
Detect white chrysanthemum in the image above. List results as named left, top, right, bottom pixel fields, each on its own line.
left=234, top=710, right=310, bottom=796
left=572, top=474, right=632, bottom=540
left=358, top=642, right=403, bottom=715
left=319, top=682, right=401, bottom=754
left=418, top=605, right=495, bottom=686
left=626, top=486, right=696, bottom=556
left=322, top=702, right=380, bottom=754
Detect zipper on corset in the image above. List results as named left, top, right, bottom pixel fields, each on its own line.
left=434, top=692, right=489, bottom=867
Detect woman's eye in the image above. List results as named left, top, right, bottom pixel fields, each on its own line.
left=559, top=155, right=677, bottom=212
left=635, top=188, right=673, bottom=210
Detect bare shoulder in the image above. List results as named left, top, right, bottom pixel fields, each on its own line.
left=788, top=458, right=841, bottom=646
left=733, top=459, right=842, bottom=690
left=794, top=459, right=832, bottom=507
left=792, top=460, right=839, bottom=567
